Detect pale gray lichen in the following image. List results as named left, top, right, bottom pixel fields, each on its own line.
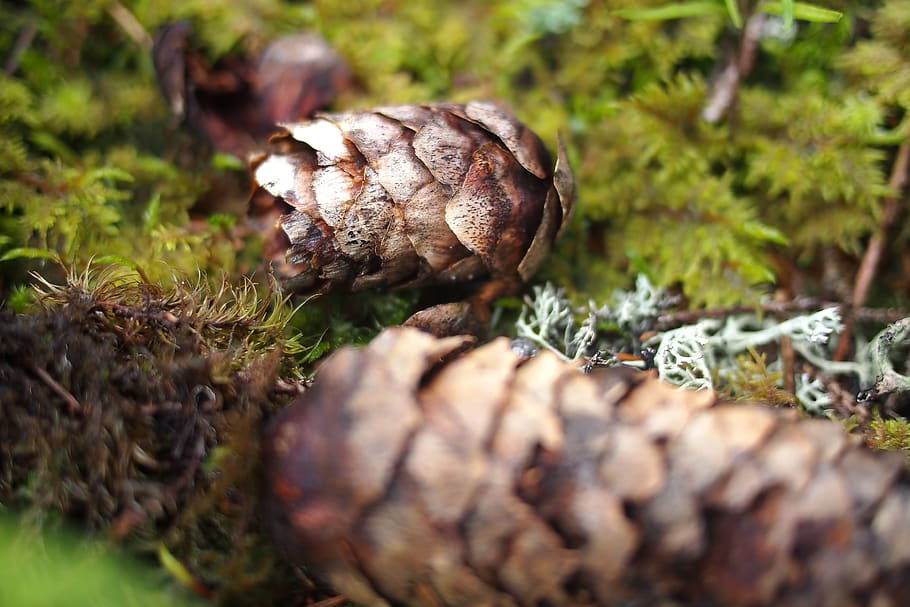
left=648, top=321, right=713, bottom=390
left=645, top=308, right=845, bottom=397
left=796, top=374, right=834, bottom=415
left=515, top=276, right=673, bottom=362
left=515, top=278, right=909, bottom=413
left=857, top=317, right=910, bottom=402
left=611, top=274, right=668, bottom=332
left=514, top=282, right=580, bottom=361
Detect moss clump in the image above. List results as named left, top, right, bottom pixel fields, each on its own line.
left=722, top=347, right=800, bottom=408
left=0, top=265, right=316, bottom=605
left=865, top=411, right=910, bottom=458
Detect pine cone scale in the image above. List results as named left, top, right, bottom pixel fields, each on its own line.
left=462, top=100, right=551, bottom=179
left=403, top=180, right=470, bottom=273
left=283, top=118, right=353, bottom=164
left=313, top=165, right=355, bottom=226
left=333, top=113, right=401, bottom=164
left=336, top=172, right=393, bottom=263
left=517, top=186, right=561, bottom=281
left=839, top=448, right=902, bottom=516
left=872, top=488, right=910, bottom=568
left=412, top=113, right=487, bottom=190
left=375, top=132, right=435, bottom=205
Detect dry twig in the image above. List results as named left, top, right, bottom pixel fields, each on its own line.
left=836, top=141, right=910, bottom=360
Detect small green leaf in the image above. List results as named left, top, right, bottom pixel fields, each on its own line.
left=0, top=247, right=59, bottom=262
left=157, top=543, right=205, bottom=595
left=29, top=130, right=75, bottom=161
left=144, top=193, right=161, bottom=227
left=760, top=2, right=842, bottom=24
left=740, top=221, right=789, bottom=245
left=92, top=255, right=140, bottom=271
left=493, top=295, right=525, bottom=311
left=203, top=445, right=233, bottom=473
left=782, top=0, right=794, bottom=28
left=207, top=213, right=237, bottom=230
left=867, top=116, right=910, bottom=145
left=614, top=2, right=726, bottom=21
left=724, top=0, right=743, bottom=28
left=84, top=167, right=134, bottom=184
left=625, top=248, right=656, bottom=279
left=211, top=152, right=246, bottom=171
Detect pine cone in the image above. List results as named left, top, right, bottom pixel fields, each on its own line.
left=153, top=24, right=351, bottom=157
left=265, top=328, right=910, bottom=607
left=249, top=102, right=575, bottom=299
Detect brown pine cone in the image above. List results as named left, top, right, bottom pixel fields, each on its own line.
left=153, top=25, right=351, bottom=157
left=249, top=102, right=575, bottom=300
left=264, top=328, right=910, bottom=607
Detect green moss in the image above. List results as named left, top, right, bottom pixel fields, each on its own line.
left=865, top=411, right=910, bottom=457
left=721, top=347, right=799, bottom=407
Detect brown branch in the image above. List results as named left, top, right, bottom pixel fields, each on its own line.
left=31, top=365, right=81, bottom=414
left=780, top=335, right=795, bottom=394
left=702, top=13, right=766, bottom=123
left=653, top=297, right=906, bottom=331
left=835, top=140, right=910, bottom=360
left=107, top=2, right=152, bottom=51
left=853, top=143, right=910, bottom=308
left=4, top=20, right=37, bottom=75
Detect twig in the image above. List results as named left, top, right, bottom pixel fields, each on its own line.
left=808, top=365, right=868, bottom=422
left=702, top=12, right=766, bottom=123
left=311, top=597, right=349, bottom=607
left=780, top=335, right=795, bottom=394
left=31, top=365, right=81, bottom=414
left=107, top=2, right=152, bottom=51
left=835, top=140, right=910, bottom=360
left=654, top=298, right=906, bottom=331
left=4, top=19, right=37, bottom=75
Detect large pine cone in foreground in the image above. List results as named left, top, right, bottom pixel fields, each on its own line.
left=265, top=328, right=910, bottom=607
left=249, top=102, right=574, bottom=296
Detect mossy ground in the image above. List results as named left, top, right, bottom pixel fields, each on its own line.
left=0, top=268, right=314, bottom=605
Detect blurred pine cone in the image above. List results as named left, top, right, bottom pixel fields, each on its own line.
left=249, top=102, right=575, bottom=301
left=265, top=327, right=910, bottom=607
left=153, top=24, right=351, bottom=157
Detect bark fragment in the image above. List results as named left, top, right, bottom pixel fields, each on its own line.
left=265, top=327, right=910, bottom=607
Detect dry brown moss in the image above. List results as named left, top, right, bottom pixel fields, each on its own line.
left=0, top=266, right=321, bottom=606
